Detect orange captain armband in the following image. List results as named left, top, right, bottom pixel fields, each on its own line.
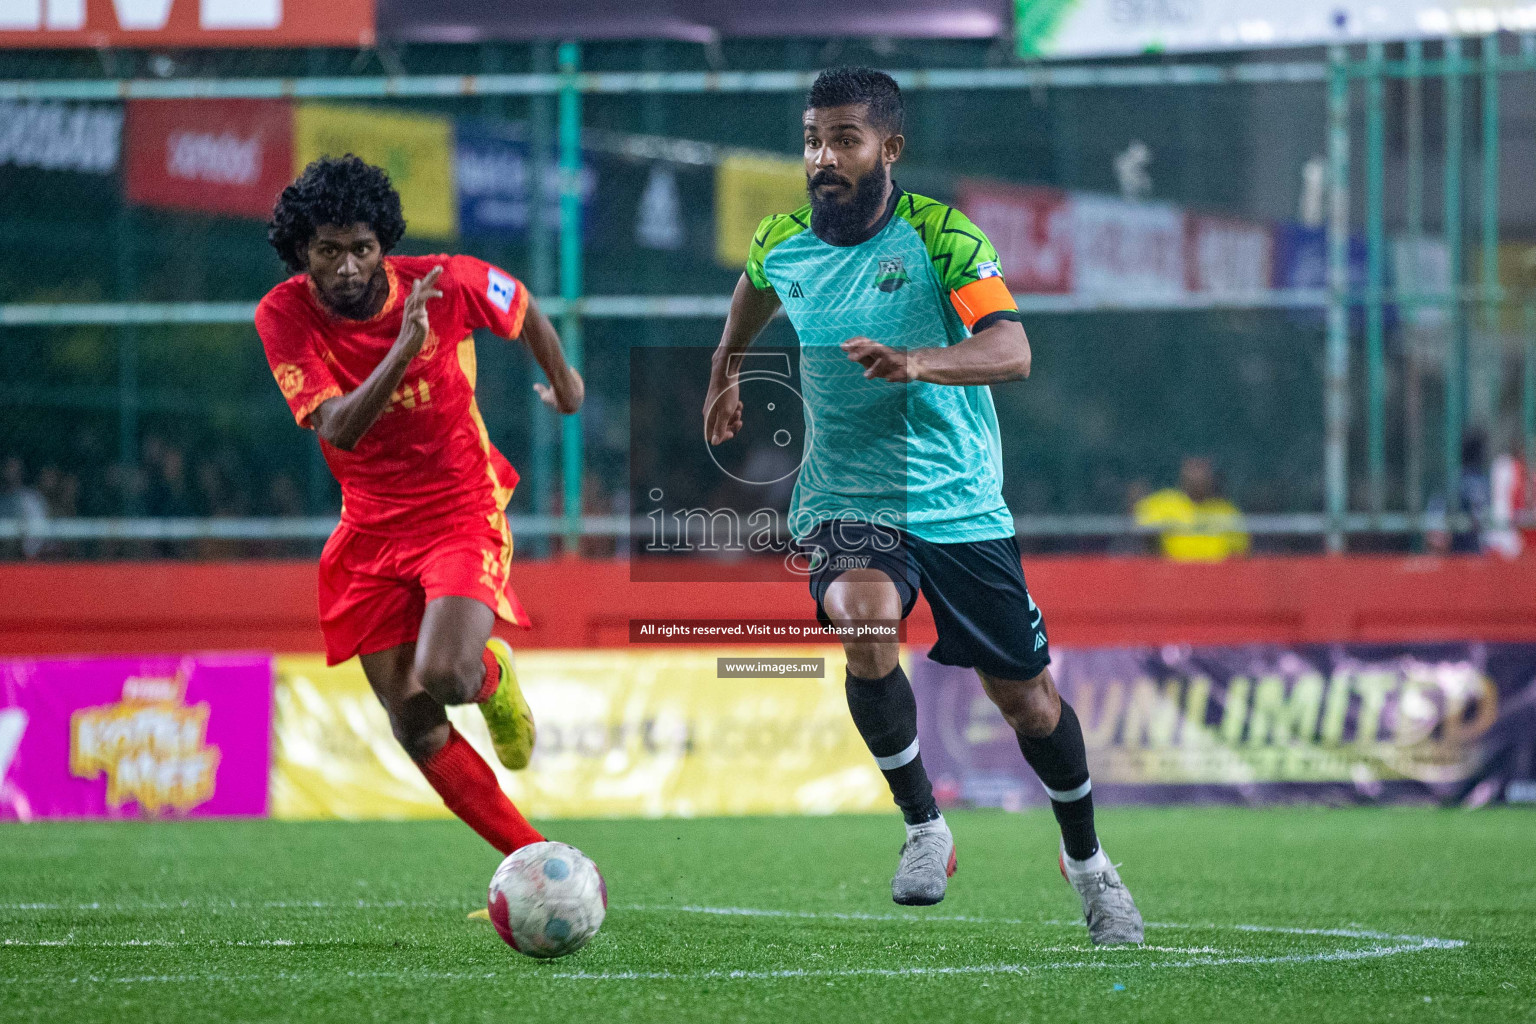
left=949, top=276, right=1018, bottom=331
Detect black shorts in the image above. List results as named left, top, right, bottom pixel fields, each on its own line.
left=799, top=519, right=1051, bottom=680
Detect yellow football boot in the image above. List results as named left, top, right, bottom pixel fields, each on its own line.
left=479, top=637, right=536, bottom=770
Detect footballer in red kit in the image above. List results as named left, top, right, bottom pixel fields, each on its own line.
left=256, top=155, right=584, bottom=857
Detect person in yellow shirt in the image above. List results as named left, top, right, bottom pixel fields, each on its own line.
left=1133, top=456, right=1250, bottom=561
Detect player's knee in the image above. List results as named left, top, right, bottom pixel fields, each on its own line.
left=982, top=669, right=1060, bottom=737
left=385, top=692, right=451, bottom=761
left=823, top=580, right=901, bottom=629
left=412, top=654, right=481, bottom=705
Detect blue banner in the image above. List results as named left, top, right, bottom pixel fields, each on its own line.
left=454, top=119, right=595, bottom=238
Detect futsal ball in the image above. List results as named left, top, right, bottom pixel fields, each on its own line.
left=487, top=841, right=607, bottom=958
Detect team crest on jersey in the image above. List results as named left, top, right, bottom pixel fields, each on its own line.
left=874, top=256, right=909, bottom=293
left=274, top=363, right=305, bottom=400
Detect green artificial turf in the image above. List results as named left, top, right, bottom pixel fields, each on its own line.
left=0, top=808, right=1531, bottom=1023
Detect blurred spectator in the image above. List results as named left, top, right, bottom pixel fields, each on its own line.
left=0, top=457, right=49, bottom=559
left=1486, top=448, right=1530, bottom=559
left=265, top=473, right=306, bottom=517
left=1425, top=432, right=1491, bottom=555
left=1107, top=479, right=1153, bottom=556
left=35, top=465, right=79, bottom=518
left=145, top=440, right=195, bottom=518
left=1134, top=456, right=1250, bottom=562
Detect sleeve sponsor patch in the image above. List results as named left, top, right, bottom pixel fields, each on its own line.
left=976, top=260, right=1002, bottom=279
left=486, top=267, right=518, bottom=313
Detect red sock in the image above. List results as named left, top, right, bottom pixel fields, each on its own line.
left=473, top=646, right=500, bottom=704
left=419, top=727, right=543, bottom=854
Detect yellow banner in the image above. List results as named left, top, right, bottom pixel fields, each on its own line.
left=714, top=154, right=806, bottom=267
left=271, top=649, right=890, bottom=821
left=293, top=104, right=457, bottom=238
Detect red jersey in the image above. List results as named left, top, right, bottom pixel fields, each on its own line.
left=256, top=254, right=530, bottom=533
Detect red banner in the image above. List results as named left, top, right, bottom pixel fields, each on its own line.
left=956, top=179, right=1072, bottom=295
left=0, top=0, right=374, bottom=49
left=1185, top=213, right=1274, bottom=294
left=125, top=100, right=293, bottom=220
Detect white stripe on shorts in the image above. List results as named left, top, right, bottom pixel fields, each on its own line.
left=874, top=738, right=920, bottom=771
left=1042, top=778, right=1092, bottom=803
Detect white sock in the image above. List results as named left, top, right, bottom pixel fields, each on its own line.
left=1063, top=845, right=1110, bottom=875
left=906, top=813, right=947, bottom=838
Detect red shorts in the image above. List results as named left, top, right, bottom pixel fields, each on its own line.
left=318, top=513, right=530, bottom=665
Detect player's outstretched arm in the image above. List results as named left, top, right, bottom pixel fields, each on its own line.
left=519, top=295, right=585, bottom=415
left=310, top=266, right=443, bottom=451
left=706, top=274, right=781, bottom=445
left=842, top=318, right=1031, bottom=387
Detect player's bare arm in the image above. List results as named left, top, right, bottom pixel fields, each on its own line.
left=518, top=295, right=585, bottom=415
left=309, top=266, right=443, bottom=451
left=841, top=318, right=1031, bottom=386
left=705, top=273, right=781, bottom=445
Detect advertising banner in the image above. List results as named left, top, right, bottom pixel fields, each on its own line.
left=915, top=643, right=1536, bottom=807
left=271, top=649, right=888, bottom=821
left=293, top=104, right=456, bottom=239
left=1185, top=214, right=1272, bottom=295
left=1016, top=0, right=1536, bottom=59
left=0, top=100, right=121, bottom=175
left=454, top=119, right=596, bottom=238
left=1273, top=221, right=1371, bottom=326
left=0, top=654, right=273, bottom=820
left=0, top=0, right=374, bottom=49
left=956, top=179, right=1073, bottom=295
left=1070, top=194, right=1186, bottom=300
left=714, top=154, right=807, bottom=267
left=125, top=100, right=293, bottom=219
left=381, top=0, right=1009, bottom=44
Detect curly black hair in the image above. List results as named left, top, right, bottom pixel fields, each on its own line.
left=267, top=155, right=407, bottom=273
left=806, top=66, right=903, bottom=137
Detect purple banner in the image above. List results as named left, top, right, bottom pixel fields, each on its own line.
left=379, top=0, right=1010, bottom=44
left=915, top=643, right=1536, bottom=808
left=0, top=654, right=273, bottom=821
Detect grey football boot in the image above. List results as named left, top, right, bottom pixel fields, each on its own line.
left=891, top=815, right=957, bottom=906
left=1059, top=844, right=1145, bottom=945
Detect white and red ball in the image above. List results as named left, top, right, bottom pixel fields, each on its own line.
left=487, top=841, right=607, bottom=958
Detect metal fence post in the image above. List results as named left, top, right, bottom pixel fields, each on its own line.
left=1404, top=39, right=1425, bottom=516
left=1365, top=41, right=1386, bottom=517
left=1480, top=33, right=1501, bottom=428
left=528, top=41, right=557, bottom=558
left=558, top=41, right=585, bottom=553
left=1526, top=305, right=1536, bottom=460
left=1325, top=45, right=1352, bottom=553
left=1444, top=37, right=1465, bottom=514
left=114, top=209, right=139, bottom=474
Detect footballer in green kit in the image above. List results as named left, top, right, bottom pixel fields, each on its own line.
left=704, top=67, right=1144, bottom=945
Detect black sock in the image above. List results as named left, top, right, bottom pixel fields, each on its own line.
left=1015, top=700, right=1099, bottom=860
left=845, top=665, right=939, bottom=825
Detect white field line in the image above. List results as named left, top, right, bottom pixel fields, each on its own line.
left=3, top=939, right=300, bottom=948
left=0, top=904, right=1467, bottom=987
left=631, top=905, right=1462, bottom=950
left=0, top=899, right=459, bottom=912
left=0, top=937, right=1463, bottom=987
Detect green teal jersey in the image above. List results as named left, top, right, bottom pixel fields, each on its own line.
left=745, top=190, right=1022, bottom=543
